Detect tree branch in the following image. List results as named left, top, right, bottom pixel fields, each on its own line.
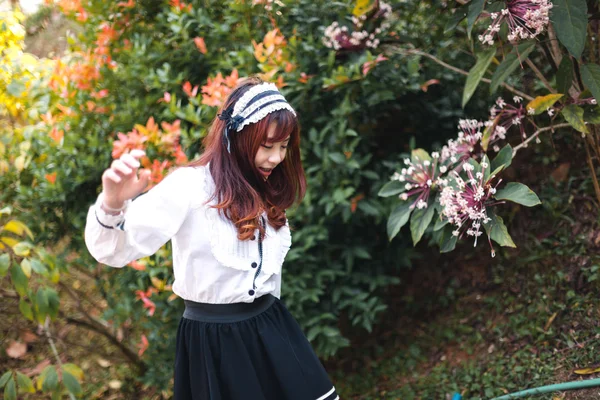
left=546, top=25, right=563, bottom=67
left=525, top=58, right=556, bottom=94
left=405, top=49, right=535, bottom=101
left=61, top=312, right=146, bottom=373
left=512, top=123, right=572, bottom=154
left=43, top=318, right=76, bottom=400
left=584, top=139, right=600, bottom=208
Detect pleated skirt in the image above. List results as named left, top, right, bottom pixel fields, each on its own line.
left=174, top=294, right=338, bottom=400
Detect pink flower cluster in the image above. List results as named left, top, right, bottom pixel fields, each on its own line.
left=479, top=0, right=553, bottom=45
left=439, top=162, right=502, bottom=253
left=391, top=152, right=446, bottom=210
left=441, top=119, right=484, bottom=165
left=322, top=1, right=392, bottom=51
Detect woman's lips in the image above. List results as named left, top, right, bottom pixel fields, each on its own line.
left=259, top=167, right=272, bottom=177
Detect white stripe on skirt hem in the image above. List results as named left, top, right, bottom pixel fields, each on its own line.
left=316, top=386, right=336, bottom=400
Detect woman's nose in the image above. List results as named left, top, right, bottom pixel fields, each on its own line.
left=269, top=151, right=282, bottom=164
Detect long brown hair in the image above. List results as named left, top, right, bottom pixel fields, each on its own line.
left=189, top=76, right=306, bottom=241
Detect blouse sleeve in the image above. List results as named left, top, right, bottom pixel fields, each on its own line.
left=84, top=167, right=196, bottom=268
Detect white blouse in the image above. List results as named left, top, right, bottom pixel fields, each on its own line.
left=84, top=164, right=292, bottom=304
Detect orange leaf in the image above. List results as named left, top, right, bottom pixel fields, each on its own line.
left=117, top=0, right=135, bottom=8
left=194, top=37, right=207, bottom=54
left=49, top=127, right=64, bottom=144
left=128, top=260, right=146, bottom=271
left=421, top=79, right=440, bottom=92
left=45, top=172, right=57, bottom=184
left=137, top=334, right=149, bottom=356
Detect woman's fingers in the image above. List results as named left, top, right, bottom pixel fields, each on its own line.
left=111, top=159, right=133, bottom=176
left=129, top=149, right=146, bottom=159
left=120, top=152, right=141, bottom=169
left=103, top=168, right=122, bottom=183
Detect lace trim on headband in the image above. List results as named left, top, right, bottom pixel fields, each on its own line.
left=233, top=82, right=279, bottom=117
left=236, top=102, right=296, bottom=132
left=239, top=94, right=286, bottom=119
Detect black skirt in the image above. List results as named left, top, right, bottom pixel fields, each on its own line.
left=174, top=294, right=338, bottom=400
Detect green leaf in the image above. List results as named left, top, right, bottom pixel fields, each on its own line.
left=19, top=298, right=33, bottom=321
left=4, top=377, right=16, bottom=400
left=484, top=212, right=516, bottom=248
left=387, top=202, right=413, bottom=241
left=353, top=247, right=371, bottom=259
left=581, top=64, right=600, bottom=106
left=36, top=288, right=49, bottom=323
left=490, top=41, right=536, bottom=93
left=444, top=6, right=467, bottom=34
left=328, top=152, right=346, bottom=164
left=61, top=371, right=82, bottom=395
left=0, top=253, right=10, bottom=277
left=411, top=148, right=431, bottom=163
left=410, top=205, right=435, bottom=245
left=561, top=104, right=588, bottom=134
left=10, top=262, right=28, bottom=297
left=463, top=49, right=496, bottom=108
left=378, top=180, right=405, bottom=197
left=439, top=227, right=458, bottom=253
left=0, top=371, right=12, bottom=388
left=556, top=57, right=574, bottom=95
left=40, top=366, right=58, bottom=392
left=433, top=216, right=449, bottom=231
left=494, top=182, right=541, bottom=207
left=467, top=0, right=485, bottom=39
left=551, top=0, right=588, bottom=59
left=481, top=115, right=499, bottom=151
left=46, top=288, right=60, bottom=319
left=526, top=93, right=564, bottom=115
left=584, top=106, right=600, bottom=124
left=16, top=372, right=35, bottom=394
left=29, top=259, right=47, bottom=275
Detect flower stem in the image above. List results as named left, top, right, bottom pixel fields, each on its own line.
left=525, top=58, right=555, bottom=93
left=43, top=317, right=77, bottom=400
left=512, top=123, right=572, bottom=154
left=584, top=138, right=600, bottom=209
left=401, top=49, right=534, bottom=101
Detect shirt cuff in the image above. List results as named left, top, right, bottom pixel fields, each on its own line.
left=94, top=192, right=130, bottom=228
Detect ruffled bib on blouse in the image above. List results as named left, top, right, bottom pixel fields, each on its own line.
left=200, top=164, right=292, bottom=276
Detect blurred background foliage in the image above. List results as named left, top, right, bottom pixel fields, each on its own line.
left=1, top=0, right=599, bottom=399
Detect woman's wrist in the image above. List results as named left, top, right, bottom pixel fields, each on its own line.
left=101, top=200, right=127, bottom=215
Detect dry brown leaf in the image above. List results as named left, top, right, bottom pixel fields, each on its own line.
left=6, top=340, right=27, bottom=358
left=21, top=359, right=51, bottom=376
left=544, top=312, right=558, bottom=331
left=20, top=330, right=38, bottom=343
left=550, top=162, right=570, bottom=183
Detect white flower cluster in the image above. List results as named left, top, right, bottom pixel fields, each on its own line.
left=479, top=0, right=553, bottom=45
left=322, top=1, right=393, bottom=50
left=439, top=170, right=493, bottom=246
left=251, top=0, right=284, bottom=11
left=440, top=119, right=483, bottom=164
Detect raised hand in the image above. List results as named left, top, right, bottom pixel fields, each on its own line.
left=101, top=149, right=151, bottom=212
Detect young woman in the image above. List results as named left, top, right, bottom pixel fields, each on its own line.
left=84, top=77, right=338, bottom=400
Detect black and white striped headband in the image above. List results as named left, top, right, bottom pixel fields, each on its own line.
left=217, top=82, right=296, bottom=153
